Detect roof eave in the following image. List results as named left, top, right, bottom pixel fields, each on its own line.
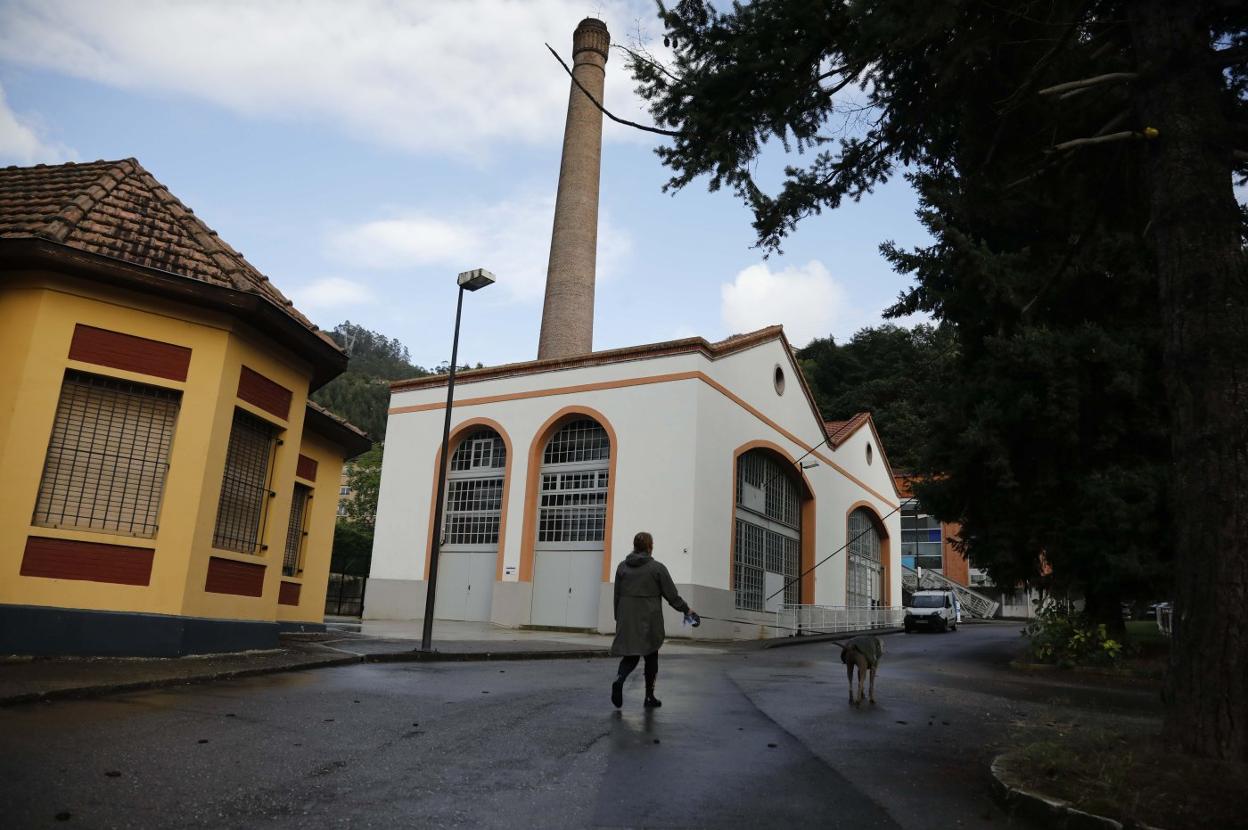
left=0, top=238, right=347, bottom=389
left=304, top=402, right=373, bottom=458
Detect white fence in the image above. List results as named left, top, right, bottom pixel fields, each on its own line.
left=776, top=604, right=905, bottom=636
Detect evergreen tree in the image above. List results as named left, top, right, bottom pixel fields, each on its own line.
left=629, top=0, right=1246, bottom=759
left=311, top=321, right=431, bottom=440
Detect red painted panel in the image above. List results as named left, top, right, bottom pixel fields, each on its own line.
left=204, top=556, right=266, bottom=597
left=296, top=454, right=318, bottom=482
left=278, top=581, right=302, bottom=606
left=237, top=366, right=292, bottom=420
left=20, top=536, right=154, bottom=586
left=68, top=324, right=191, bottom=382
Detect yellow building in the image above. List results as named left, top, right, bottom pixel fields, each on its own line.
left=0, top=159, right=370, bottom=656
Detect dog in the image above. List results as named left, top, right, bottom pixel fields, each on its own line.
left=835, top=635, right=884, bottom=706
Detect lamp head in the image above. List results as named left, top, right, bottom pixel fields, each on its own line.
left=457, top=268, right=496, bottom=292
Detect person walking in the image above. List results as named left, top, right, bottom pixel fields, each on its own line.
left=610, top=531, right=694, bottom=708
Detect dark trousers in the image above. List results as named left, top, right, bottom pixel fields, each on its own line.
left=617, top=651, right=659, bottom=683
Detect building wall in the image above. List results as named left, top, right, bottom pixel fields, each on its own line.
left=368, top=336, right=902, bottom=635
left=0, top=274, right=349, bottom=652
left=893, top=474, right=969, bottom=587
left=276, top=431, right=346, bottom=625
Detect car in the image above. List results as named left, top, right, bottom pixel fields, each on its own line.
left=904, top=589, right=960, bottom=633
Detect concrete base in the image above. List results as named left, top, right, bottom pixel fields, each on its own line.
left=0, top=603, right=280, bottom=657
left=363, top=579, right=778, bottom=641
left=362, top=578, right=428, bottom=621
left=490, top=580, right=532, bottom=628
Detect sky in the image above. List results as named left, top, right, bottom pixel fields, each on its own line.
left=0, top=0, right=932, bottom=370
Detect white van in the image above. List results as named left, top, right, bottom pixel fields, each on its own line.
left=904, top=589, right=960, bottom=633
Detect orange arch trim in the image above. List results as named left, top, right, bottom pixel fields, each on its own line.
left=422, top=417, right=514, bottom=584
left=517, top=405, right=619, bottom=584
left=730, top=440, right=816, bottom=605
left=844, top=500, right=892, bottom=607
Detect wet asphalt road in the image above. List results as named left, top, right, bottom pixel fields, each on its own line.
left=0, top=623, right=1161, bottom=829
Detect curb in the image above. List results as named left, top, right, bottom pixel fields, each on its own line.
left=0, top=653, right=360, bottom=708
left=989, top=753, right=1165, bottom=830
left=363, top=648, right=612, bottom=663
left=762, top=628, right=904, bottom=649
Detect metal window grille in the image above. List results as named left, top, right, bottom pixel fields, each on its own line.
left=444, top=428, right=506, bottom=547
left=32, top=370, right=181, bottom=538
left=538, top=470, right=609, bottom=543
left=733, top=450, right=801, bottom=611
left=282, top=483, right=311, bottom=576
left=537, top=420, right=610, bottom=546
left=542, top=419, right=609, bottom=465
left=450, top=429, right=507, bottom=472
left=847, top=508, right=883, bottom=607
left=212, top=409, right=279, bottom=554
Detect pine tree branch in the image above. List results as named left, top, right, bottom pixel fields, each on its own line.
left=1051, top=130, right=1138, bottom=152
left=1234, top=150, right=1248, bottom=162
left=1211, top=45, right=1248, bottom=67
left=545, top=43, right=682, bottom=138
left=1037, top=72, right=1138, bottom=97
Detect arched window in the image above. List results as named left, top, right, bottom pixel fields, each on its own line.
left=537, top=418, right=610, bottom=545
left=444, top=427, right=506, bottom=547
left=847, top=508, right=883, bottom=607
left=734, top=449, right=802, bottom=611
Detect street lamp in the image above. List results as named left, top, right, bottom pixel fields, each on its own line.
left=420, top=268, right=495, bottom=652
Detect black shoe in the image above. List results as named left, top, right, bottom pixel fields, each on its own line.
left=611, top=677, right=624, bottom=708
left=644, top=694, right=662, bottom=708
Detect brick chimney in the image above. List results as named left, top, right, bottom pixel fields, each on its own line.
left=537, top=18, right=610, bottom=360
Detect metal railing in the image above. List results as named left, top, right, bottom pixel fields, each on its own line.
left=902, top=566, right=1000, bottom=618
left=776, top=604, right=905, bottom=636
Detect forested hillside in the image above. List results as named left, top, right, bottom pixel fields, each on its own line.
left=797, top=324, right=956, bottom=472
left=311, top=321, right=430, bottom=440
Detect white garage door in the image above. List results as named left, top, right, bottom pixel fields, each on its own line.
left=530, top=418, right=609, bottom=629
left=434, top=427, right=505, bottom=622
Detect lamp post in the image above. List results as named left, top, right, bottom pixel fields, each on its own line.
left=420, top=268, right=495, bottom=653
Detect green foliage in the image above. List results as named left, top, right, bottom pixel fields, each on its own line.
left=1024, top=599, right=1123, bottom=667
left=631, top=0, right=1193, bottom=624
left=330, top=520, right=373, bottom=576
left=310, top=321, right=430, bottom=441
left=343, top=443, right=383, bottom=529
left=797, top=324, right=957, bottom=471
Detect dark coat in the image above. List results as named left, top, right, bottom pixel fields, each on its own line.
left=611, top=551, right=690, bottom=657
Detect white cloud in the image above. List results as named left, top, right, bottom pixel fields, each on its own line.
left=0, top=0, right=662, bottom=158
left=720, top=260, right=858, bottom=348
left=289, top=276, right=376, bottom=310
left=329, top=191, right=631, bottom=301
left=0, top=81, right=74, bottom=164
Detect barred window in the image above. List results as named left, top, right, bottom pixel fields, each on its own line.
left=212, top=409, right=279, bottom=554
left=733, top=449, right=802, bottom=611
left=537, top=419, right=610, bottom=547
left=32, top=370, right=181, bottom=538
left=542, top=419, right=609, bottom=465
left=444, top=428, right=506, bottom=547
left=282, top=484, right=311, bottom=576
left=847, top=508, right=883, bottom=607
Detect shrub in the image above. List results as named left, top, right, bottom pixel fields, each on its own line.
left=1023, top=599, right=1123, bottom=667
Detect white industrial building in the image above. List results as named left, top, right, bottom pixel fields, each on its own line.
left=365, top=326, right=902, bottom=640
left=364, top=18, right=902, bottom=640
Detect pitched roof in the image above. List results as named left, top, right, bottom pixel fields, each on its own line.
left=390, top=325, right=787, bottom=392
left=0, top=158, right=338, bottom=351
left=304, top=400, right=373, bottom=458
left=823, top=412, right=872, bottom=447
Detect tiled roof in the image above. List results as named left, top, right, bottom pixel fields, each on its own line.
left=0, top=158, right=338, bottom=350
left=391, top=325, right=787, bottom=392
left=824, top=412, right=871, bottom=447
left=305, top=399, right=372, bottom=457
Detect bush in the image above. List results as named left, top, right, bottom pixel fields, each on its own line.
left=1023, top=599, right=1123, bottom=667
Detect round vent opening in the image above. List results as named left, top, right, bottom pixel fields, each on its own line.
left=773, top=365, right=786, bottom=395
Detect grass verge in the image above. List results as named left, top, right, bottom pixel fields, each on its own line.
left=1008, top=728, right=1248, bottom=829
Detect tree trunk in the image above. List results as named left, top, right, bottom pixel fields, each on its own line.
left=1128, top=1, right=1248, bottom=761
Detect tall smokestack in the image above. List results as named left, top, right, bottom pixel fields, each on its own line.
left=537, top=18, right=610, bottom=360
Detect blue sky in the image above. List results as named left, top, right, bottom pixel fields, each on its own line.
left=0, top=0, right=931, bottom=370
